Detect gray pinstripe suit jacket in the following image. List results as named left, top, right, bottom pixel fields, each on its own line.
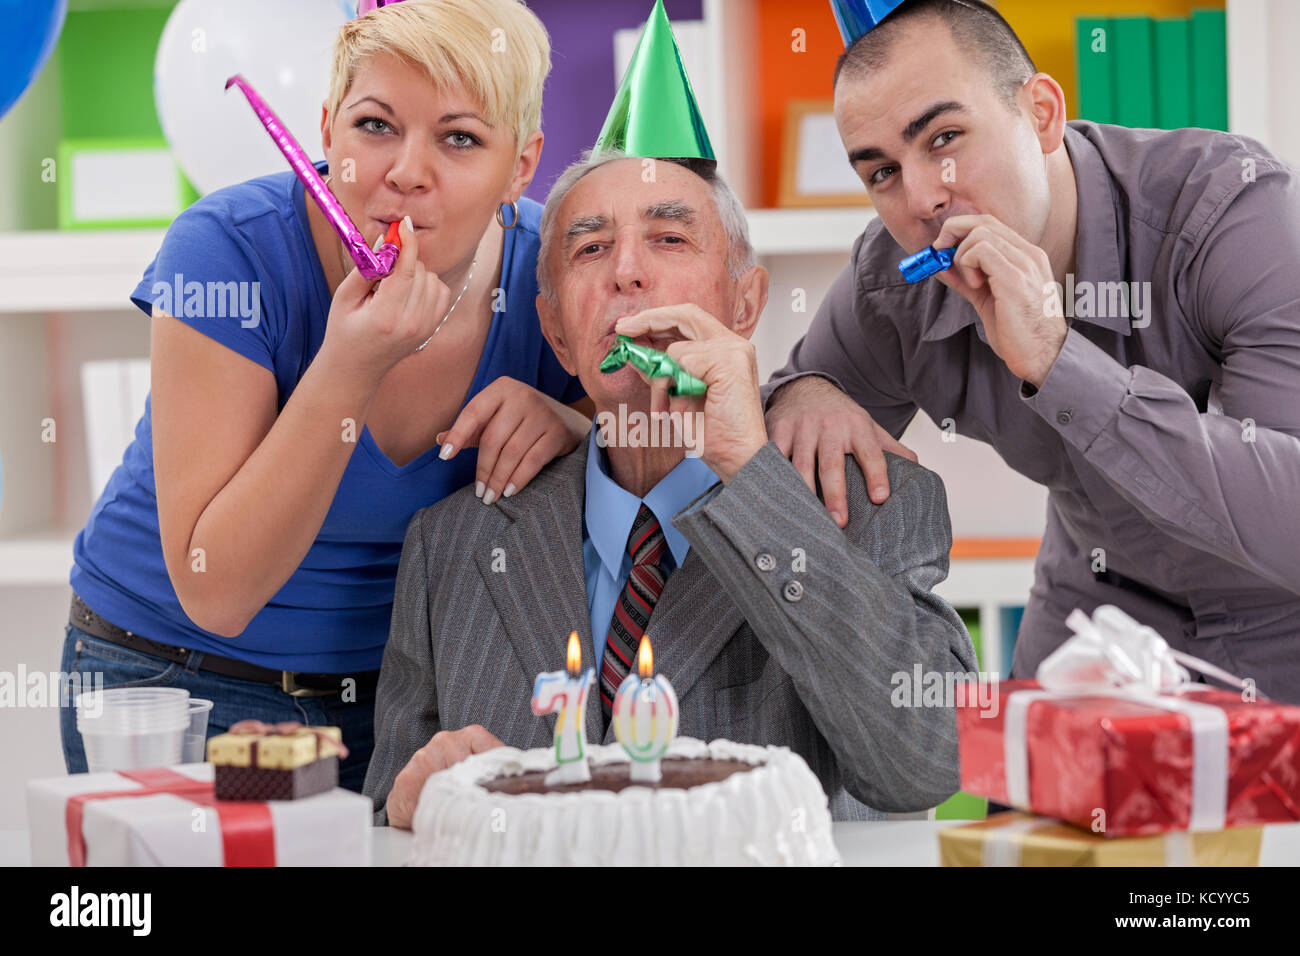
left=363, top=439, right=978, bottom=823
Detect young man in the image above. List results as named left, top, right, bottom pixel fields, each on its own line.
left=765, top=0, right=1300, bottom=701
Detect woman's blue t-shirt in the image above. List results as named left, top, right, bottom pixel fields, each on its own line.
left=70, top=166, right=583, bottom=673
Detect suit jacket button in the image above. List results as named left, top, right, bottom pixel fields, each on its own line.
left=1056, top=409, right=1073, bottom=425
left=755, top=552, right=776, bottom=572
left=782, top=580, right=803, bottom=602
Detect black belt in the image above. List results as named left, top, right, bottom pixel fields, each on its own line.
left=70, top=593, right=380, bottom=698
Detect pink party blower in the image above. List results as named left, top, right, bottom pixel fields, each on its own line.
left=224, top=74, right=400, bottom=280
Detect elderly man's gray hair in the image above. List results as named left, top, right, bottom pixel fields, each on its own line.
left=536, top=150, right=756, bottom=306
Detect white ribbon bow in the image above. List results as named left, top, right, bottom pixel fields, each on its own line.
left=1003, top=605, right=1246, bottom=832
left=1039, top=605, right=1248, bottom=695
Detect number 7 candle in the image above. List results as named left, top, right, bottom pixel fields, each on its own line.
left=531, top=631, right=595, bottom=785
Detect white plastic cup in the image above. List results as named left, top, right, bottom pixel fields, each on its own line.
left=183, top=698, right=215, bottom=763
left=76, top=688, right=191, bottom=772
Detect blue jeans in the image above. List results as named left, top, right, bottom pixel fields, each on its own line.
left=58, top=621, right=376, bottom=798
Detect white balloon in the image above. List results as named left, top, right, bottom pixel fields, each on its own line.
left=155, top=0, right=351, bottom=195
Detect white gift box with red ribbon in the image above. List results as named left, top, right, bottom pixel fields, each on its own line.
left=27, top=763, right=372, bottom=867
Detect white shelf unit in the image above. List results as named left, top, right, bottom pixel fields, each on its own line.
left=0, top=229, right=164, bottom=313
left=0, top=532, right=79, bottom=588
left=933, top=557, right=1038, bottom=679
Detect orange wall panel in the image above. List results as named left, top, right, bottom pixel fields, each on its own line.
left=757, top=0, right=844, bottom=208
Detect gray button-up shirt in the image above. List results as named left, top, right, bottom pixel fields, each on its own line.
left=769, top=121, right=1300, bottom=703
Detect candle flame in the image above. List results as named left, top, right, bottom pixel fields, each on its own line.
left=638, top=636, right=653, bottom=678
left=566, top=631, right=581, bottom=676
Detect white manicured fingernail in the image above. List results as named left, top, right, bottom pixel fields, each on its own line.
left=474, top=480, right=484, bottom=498
left=439, top=444, right=455, bottom=460
left=373, top=232, right=385, bottom=252
left=482, top=488, right=497, bottom=506
left=402, top=214, right=413, bottom=232
left=503, top=483, right=516, bottom=498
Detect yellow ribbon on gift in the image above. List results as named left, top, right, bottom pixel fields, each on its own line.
left=939, top=812, right=1263, bottom=867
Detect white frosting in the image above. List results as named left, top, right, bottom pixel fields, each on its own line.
left=408, top=737, right=840, bottom=866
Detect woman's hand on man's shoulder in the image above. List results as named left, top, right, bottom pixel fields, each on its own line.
left=436, top=376, right=593, bottom=505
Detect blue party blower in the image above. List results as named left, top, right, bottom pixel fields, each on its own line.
left=898, top=245, right=956, bottom=283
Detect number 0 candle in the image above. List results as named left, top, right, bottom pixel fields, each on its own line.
left=612, top=637, right=678, bottom=782
left=531, top=631, right=594, bottom=785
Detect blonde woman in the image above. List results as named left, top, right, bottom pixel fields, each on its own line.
left=62, top=0, right=589, bottom=789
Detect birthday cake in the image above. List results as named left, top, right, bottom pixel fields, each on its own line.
left=408, top=737, right=840, bottom=866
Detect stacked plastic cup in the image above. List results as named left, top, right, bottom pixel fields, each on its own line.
left=76, top=688, right=191, bottom=772
left=183, top=698, right=215, bottom=763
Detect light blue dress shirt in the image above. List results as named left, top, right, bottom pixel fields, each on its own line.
left=582, top=426, right=719, bottom=667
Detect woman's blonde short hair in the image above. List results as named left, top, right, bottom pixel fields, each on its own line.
left=327, top=0, right=551, bottom=156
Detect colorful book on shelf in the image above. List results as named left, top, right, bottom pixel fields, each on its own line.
left=1153, top=17, right=1192, bottom=129
left=1111, top=16, right=1157, bottom=128
left=1075, top=16, right=1115, bottom=124
left=1191, top=8, right=1228, bottom=130
left=1075, top=9, right=1227, bottom=131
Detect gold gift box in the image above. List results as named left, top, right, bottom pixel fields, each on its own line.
left=940, top=812, right=1262, bottom=867
left=207, top=726, right=342, bottom=770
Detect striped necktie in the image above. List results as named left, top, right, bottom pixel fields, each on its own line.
left=600, top=503, right=672, bottom=722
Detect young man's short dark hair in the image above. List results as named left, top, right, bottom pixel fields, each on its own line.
left=834, top=0, right=1037, bottom=109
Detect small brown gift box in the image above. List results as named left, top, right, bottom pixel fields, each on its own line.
left=207, top=726, right=343, bottom=800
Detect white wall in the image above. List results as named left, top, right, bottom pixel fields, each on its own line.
left=1228, top=0, right=1300, bottom=165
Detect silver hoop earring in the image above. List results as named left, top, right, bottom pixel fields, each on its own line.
left=496, top=200, right=519, bottom=230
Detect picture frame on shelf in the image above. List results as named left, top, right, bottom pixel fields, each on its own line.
left=777, top=99, right=872, bottom=208
left=56, top=137, right=197, bottom=230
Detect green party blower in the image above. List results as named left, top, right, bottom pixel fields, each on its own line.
left=600, top=335, right=708, bottom=397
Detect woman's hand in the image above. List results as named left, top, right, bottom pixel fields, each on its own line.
left=437, top=377, right=593, bottom=504
left=319, top=216, right=454, bottom=385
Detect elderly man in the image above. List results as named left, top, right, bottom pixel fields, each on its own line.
left=362, top=153, right=977, bottom=827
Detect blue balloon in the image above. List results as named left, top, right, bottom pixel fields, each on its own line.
left=829, top=0, right=905, bottom=46
left=0, top=0, right=68, bottom=120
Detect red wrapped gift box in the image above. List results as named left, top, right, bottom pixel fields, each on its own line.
left=958, top=679, right=1300, bottom=837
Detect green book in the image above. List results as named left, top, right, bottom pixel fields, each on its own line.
left=1111, top=16, right=1157, bottom=128
left=959, top=606, right=981, bottom=667
left=936, top=790, right=989, bottom=821
left=1191, top=8, right=1229, bottom=130
left=1153, top=18, right=1192, bottom=129
left=1075, top=16, right=1115, bottom=123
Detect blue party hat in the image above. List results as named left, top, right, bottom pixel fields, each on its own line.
left=829, top=0, right=907, bottom=46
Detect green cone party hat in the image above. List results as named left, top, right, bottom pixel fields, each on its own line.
left=593, top=0, right=715, bottom=164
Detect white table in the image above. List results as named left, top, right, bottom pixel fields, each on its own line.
left=274, top=821, right=970, bottom=866
left=339, top=819, right=1300, bottom=866
left=8, top=820, right=1298, bottom=866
